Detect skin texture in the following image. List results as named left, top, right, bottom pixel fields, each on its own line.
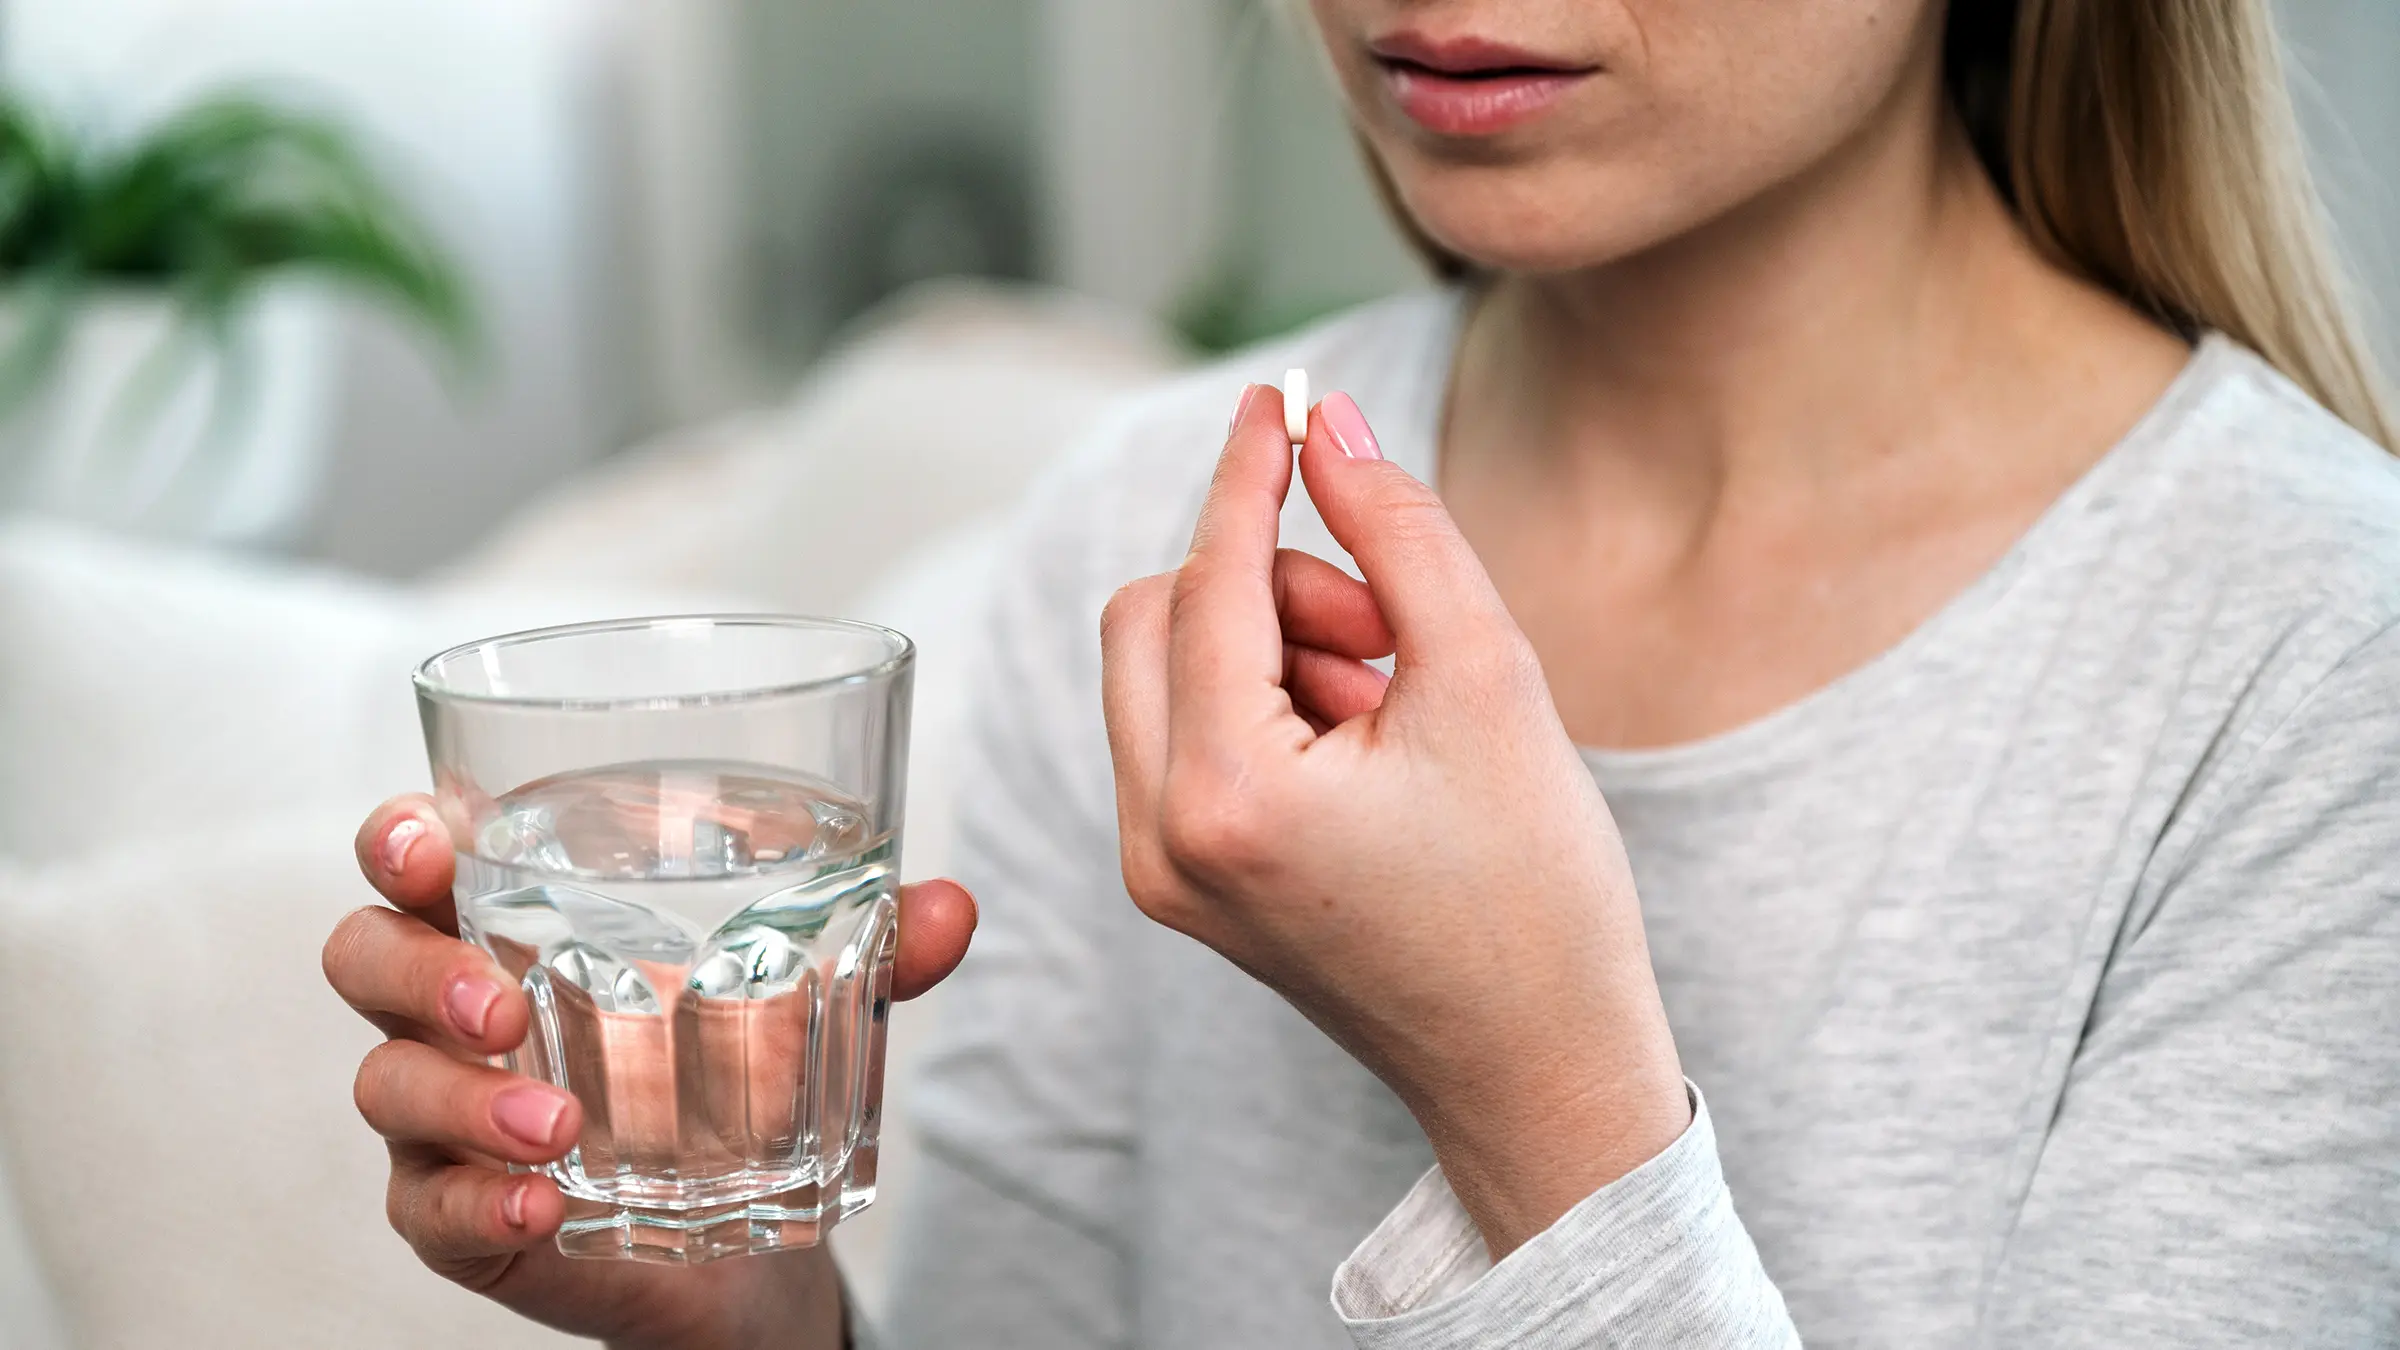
left=331, top=0, right=2200, bottom=1339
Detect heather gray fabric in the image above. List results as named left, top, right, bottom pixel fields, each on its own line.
left=871, top=292, right=2400, bottom=1349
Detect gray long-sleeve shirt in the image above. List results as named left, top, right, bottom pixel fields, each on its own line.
left=874, top=291, right=2400, bottom=1347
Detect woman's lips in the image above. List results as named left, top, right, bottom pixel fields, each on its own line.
left=1369, top=36, right=1597, bottom=137
left=1382, top=65, right=1589, bottom=136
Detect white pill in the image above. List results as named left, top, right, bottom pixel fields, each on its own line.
left=1283, top=368, right=1310, bottom=444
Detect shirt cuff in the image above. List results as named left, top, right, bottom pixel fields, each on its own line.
left=1332, top=1082, right=1797, bottom=1348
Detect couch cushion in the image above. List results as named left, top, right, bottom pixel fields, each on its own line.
left=0, top=811, right=584, bottom=1350
left=444, top=279, right=1180, bottom=614
left=0, top=520, right=749, bottom=867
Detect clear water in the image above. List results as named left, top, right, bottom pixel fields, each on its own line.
left=457, top=759, right=897, bottom=1256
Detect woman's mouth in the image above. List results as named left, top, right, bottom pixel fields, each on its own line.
left=1370, top=34, right=1598, bottom=137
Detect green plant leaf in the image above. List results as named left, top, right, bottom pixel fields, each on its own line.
left=0, top=87, right=482, bottom=419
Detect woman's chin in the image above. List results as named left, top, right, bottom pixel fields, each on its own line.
left=1395, top=172, right=1666, bottom=277
left=1413, top=218, right=1630, bottom=277
left=1402, top=174, right=1729, bottom=278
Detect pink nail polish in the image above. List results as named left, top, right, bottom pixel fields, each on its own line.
left=493, top=1087, right=568, bottom=1148
left=1228, top=383, right=1261, bottom=434
left=501, top=1179, right=528, bottom=1229
left=1322, top=392, right=1383, bottom=461
left=379, top=816, right=425, bottom=876
left=446, top=976, right=500, bottom=1039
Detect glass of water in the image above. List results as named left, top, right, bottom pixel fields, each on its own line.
left=414, top=615, right=913, bottom=1265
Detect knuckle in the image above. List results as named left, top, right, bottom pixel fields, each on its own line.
left=433, top=943, right=488, bottom=993
left=394, top=1174, right=475, bottom=1257
left=384, top=1170, right=415, bottom=1236
left=1117, top=848, right=1166, bottom=905
left=1120, top=863, right=1203, bottom=937
left=1116, top=846, right=1187, bottom=924
left=391, top=1161, right=486, bottom=1257
left=321, top=906, right=387, bottom=990
left=1127, top=887, right=1198, bottom=935
left=1380, top=503, right=1460, bottom=558
left=433, top=1172, right=488, bottom=1244
left=1098, top=588, right=1134, bottom=641
left=1156, top=777, right=1271, bottom=877
left=353, top=1042, right=405, bottom=1124
left=1099, top=575, right=1165, bottom=644
left=1359, top=474, right=1446, bottom=528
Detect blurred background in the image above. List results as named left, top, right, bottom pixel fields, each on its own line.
left=0, top=0, right=1430, bottom=572
left=0, top=2, right=2390, bottom=1347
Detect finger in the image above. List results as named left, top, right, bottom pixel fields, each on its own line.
left=893, top=879, right=978, bottom=1001
left=1169, top=384, right=1301, bottom=738
left=1273, top=549, right=1395, bottom=661
left=387, top=1148, right=565, bottom=1266
left=1298, top=393, right=1518, bottom=661
left=356, top=795, right=459, bottom=934
left=324, top=906, right=528, bottom=1055
left=1285, top=643, right=1391, bottom=727
left=1100, top=572, right=1176, bottom=892
left=355, top=1040, right=580, bottom=1165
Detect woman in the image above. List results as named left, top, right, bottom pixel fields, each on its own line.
left=324, top=0, right=2400, bottom=1344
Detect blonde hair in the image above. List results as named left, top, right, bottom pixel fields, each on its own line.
left=1955, top=0, right=2395, bottom=447
left=1350, top=0, right=2398, bottom=448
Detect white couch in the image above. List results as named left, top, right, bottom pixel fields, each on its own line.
left=0, top=283, right=1181, bottom=1348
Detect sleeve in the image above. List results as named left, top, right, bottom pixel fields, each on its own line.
left=1334, top=1084, right=1797, bottom=1348
left=1334, top=622, right=2400, bottom=1350
left=867, top=459, right=1152, bottom=1350
left=1976, top=620, right=2400, bottom=1347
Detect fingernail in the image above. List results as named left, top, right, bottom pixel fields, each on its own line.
left=493, top=1087, right=568, bottom=1148
left=1322, top=392, right=1383, bottom=461
left=446, top=976, right=500, bottom=1039
left=379, top=816, right=426, bottom=877
left=1228, top=383, right=1261, bottom=435
left=501, top=1178, right=528, bottom=1229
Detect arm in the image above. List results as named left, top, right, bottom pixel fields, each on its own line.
left=1338, top=622, right=2400, bottom=1348
left=1978, top=620, right=2400, bottom=1346
left=1097, top=385, right=1773, bottom=1347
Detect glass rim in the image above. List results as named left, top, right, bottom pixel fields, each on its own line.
left=412, top=613, right=915, bottom=711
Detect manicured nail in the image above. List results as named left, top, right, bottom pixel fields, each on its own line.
left=379, top=816, right=426, bottom=877
left=501, top=1178, right=529, bottom=1229
left=1322, top=392, right=1383, bottom=461
left=446, top=976, right=501, bottom=1039
left=493, top=1087, right=568, bottom=1148
left=1229, top=383, right=1261, bottom=434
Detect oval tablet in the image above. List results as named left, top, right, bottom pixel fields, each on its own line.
left=1283, top=368, right=1310, bottom=444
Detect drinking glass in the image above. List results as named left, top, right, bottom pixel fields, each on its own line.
left=414, top=615, right=913, bottom=1264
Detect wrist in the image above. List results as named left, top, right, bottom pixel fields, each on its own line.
left=1409, top=993, right=1690, bottom=1260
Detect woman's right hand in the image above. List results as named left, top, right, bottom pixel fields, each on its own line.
left=323, top=795, right=978, bottom=1349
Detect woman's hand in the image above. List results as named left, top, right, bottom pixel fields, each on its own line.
left=1100, top=386, right=1688, bottom=1257
left=323, top=797, right=977, bottom=1349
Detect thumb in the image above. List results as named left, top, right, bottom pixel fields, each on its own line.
left=1297, top=392, right=1518, bottom=664
left=893, top=879, right=977, bottom=1000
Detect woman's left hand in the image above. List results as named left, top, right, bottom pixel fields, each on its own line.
left=1100, top=384, right=1690, bottom=1257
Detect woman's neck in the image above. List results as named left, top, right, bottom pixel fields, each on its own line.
left=1445, top=96, right=2183, bottom=532
left=1435, top=87, right=2190, bottom=750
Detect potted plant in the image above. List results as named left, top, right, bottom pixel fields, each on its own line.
left=0, top=91, right=475, bottom=545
